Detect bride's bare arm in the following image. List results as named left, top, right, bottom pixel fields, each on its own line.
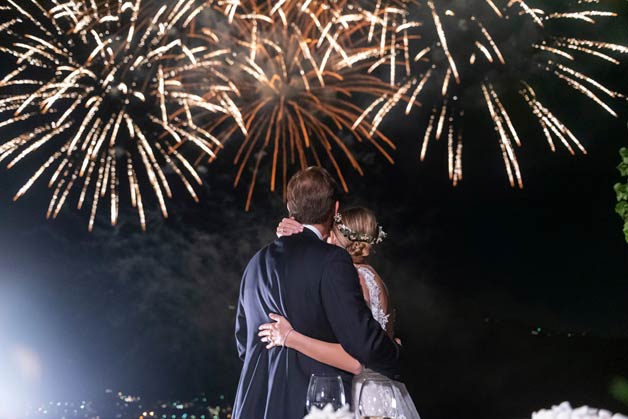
left=259, top=313, right=362, bottom=375
left=284, top=332, right=363, bottom=375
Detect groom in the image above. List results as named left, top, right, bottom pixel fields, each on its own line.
left=233, top=167, right=401, bottom=419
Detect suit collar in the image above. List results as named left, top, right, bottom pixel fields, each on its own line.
left=300, top=227, right=322, bottom=241
left=303, top=224, right=324, bottom=240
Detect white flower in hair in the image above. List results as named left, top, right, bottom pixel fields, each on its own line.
left=303, top=404, right=353, bottom=419
left=531, top=402, right=628, bottom=419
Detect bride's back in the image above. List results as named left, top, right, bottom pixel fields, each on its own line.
left=356, top=264, right=391, bottom=335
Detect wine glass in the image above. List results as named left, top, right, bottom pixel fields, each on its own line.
left=305, top=374, right=346, bottom=412
left=357, top=378, right=397, bottom=419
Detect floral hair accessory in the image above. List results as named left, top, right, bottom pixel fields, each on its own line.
left=334, top=213, right=387, bottom=245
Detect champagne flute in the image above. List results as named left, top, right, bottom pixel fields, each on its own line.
left=305, top=374, right=346, bottom=412
left=357, top=378, right=397, bottom=419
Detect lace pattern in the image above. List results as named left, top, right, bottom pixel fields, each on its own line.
left=353, top=268, right=421, bottom=419
left=357, top=266, right=389, bottom=331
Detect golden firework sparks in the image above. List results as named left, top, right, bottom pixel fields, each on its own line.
left=0, top=0, right=241, bottom=230
left=194, top=0, right=399, bottom=210
left=1, top=0, right=626, bottom=223
left=361, top=0, right=627, bottom=188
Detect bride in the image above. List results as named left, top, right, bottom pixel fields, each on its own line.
left=258, top=207, right=421, bottom=419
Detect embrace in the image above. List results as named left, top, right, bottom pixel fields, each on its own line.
left=233, top=167, right=420, bottom=419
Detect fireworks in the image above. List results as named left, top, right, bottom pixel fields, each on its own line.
left=194, top=0, right=398, bottom=210
left=0, top=0, right=626, bottom=227
left=0, top=0, right=241, bottom=230
left=362, top=0, right=627, bottom=188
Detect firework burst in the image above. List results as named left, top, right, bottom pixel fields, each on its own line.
left=192, top=0, right=399, bottom=210
left=0, top=0, right=242, bottom=230
left=1, top=0, right=626, bottom=227
left=362, top=0, right=627, bottom=188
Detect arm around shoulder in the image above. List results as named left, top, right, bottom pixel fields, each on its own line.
left=320, top=248, right=401, bottom=378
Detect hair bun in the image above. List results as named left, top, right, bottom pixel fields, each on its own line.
left=345, top=241, right=372, bottom=258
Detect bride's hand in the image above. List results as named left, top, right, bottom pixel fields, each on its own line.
left=276, top=217, right=303, bottom=237
left=258, top=313, right=295, bottom=349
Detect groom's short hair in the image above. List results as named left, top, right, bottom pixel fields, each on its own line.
left=287, top=167, right=339, bottom=225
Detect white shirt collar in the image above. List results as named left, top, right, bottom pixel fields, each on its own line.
left=303, top=224, right=324, bottom=241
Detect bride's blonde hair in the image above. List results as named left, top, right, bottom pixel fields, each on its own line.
left=332, top=207, right=382, bottom=261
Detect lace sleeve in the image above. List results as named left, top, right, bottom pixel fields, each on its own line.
left=357, top=266, right=390, bottom=332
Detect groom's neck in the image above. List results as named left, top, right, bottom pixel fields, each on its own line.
left=308, top=224, right=329, bottom=240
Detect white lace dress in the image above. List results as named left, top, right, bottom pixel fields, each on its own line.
left=352, top=266, right=421, bottom=419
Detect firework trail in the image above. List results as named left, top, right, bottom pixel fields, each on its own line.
left=1, top=0, right=626, bottom=227
left=362, top=0, right=627, bottom=188
left=0, top=0, right=242, bottom=230
left=193, top=0, right=399, bottom=210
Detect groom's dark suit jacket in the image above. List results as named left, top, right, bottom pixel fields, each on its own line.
left=233, top=228, right=401, bottom=419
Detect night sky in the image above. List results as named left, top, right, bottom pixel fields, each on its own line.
left=1, top=2, right=628, bottom=419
